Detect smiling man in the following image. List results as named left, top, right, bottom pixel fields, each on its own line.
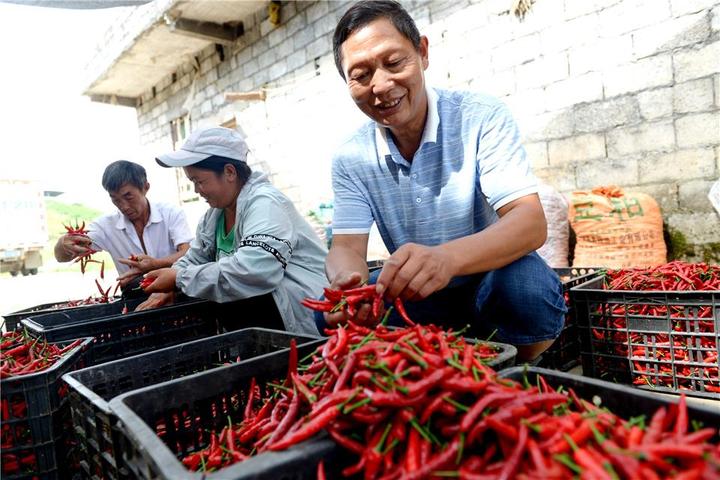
left=323, top=0, right=566, bottom=361
left=54, top=160, right=193, bottom=297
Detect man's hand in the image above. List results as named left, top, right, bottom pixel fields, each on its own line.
left=57, top=233, right=93, bottom=260
left=135, top=292, right=175, bottom=311
left=324, top=271, right=373, bottom=327
left=375, top=243, right=456, bottom=301
left=117, top=255, right=160, bottom=288
left=141, top=268, right=178, bottom=294
left=118, top=254, right=157, bottom=273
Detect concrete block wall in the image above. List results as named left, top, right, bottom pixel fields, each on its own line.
left=135, top=0, right=720, bottom=260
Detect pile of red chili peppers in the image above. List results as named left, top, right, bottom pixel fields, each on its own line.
left=51, top=295, right=117, bottom=309
left=1, top=331, right=84, bottom=476
left=595, top=261, right=719, bottom=393
left=0, top=331, right=83, bottom=379
left=175, top=322, right=502, bottom=475
left=173, top=318, right=720, bottom=478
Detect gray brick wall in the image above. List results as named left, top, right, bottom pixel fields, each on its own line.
left=134, top=0, right=720, bottom=259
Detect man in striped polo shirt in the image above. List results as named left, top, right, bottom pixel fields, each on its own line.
left=322, top=0, right=566, bottom=361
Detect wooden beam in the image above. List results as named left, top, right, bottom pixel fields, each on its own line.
left=225, top=91, right=266, bottom=102
left=169, top=18, right=244, bottom=46
left=88, top=94, right=138, bottom=107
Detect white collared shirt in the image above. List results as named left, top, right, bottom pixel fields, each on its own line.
left=89, top=200, right=194, bottom=274
left=374, top=85, right=440, bottom=159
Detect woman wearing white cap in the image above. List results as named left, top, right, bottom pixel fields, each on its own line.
left=136, top=127, right=328, bottom=335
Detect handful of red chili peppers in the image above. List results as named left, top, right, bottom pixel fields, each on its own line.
left=173, top=311, right=720, bottom=478
left=64, top=220, right=123, bottom=302
left=301, top=284, right=414, bottom=326
left=597, top=261, right=719, bottom=392
left=64, top=221, right=102, bottom=276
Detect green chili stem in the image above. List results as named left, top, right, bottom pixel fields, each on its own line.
left=455, top=433, right=465, bottom=465
left=554, top=454, right=581, bottom=474
left=442, top=396, right=470, bottom=413
left=563, top=433, right=579, bottom=452
left=343, top=397, right=371, bottom=414
left=375, top=423, right=393, bottom=453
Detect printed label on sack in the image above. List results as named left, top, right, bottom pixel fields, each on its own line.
left=571, top=197, right=645, bottom=222
left=569, top=189, right=666, bottom=268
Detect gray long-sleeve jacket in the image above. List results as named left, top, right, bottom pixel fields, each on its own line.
left=173, top=171, right=328, bottom=335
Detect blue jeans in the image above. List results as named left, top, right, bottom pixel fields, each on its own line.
left=315, top=252, right=566, bottom=345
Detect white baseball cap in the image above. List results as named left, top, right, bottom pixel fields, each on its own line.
left=156, top=127, right=249, bottom=167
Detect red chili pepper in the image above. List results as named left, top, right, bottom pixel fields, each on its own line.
left=643, top=407, right=666, bottom=444
left=300, top=299, right=334, bottom=312
left=372, top=294, right=383, bottom=320
left=333, top=352, right=356, bottom=394
left=326, top=324, right=347, bottom=358
left=327, top=428, right=364, bottom=455
left=268, top=406, right=340, bottom=451
left=394, top=297, right=415, bottom=326
left=316, top=460, right=326, bottom=480
left=139, top=277, right=155, bottom=290
left=674, top=394, right=688, bottom=438
left=244, top=377, right=257, bottom=420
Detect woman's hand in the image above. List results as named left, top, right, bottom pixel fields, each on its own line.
left=135, top=292, right=175, bottom=311
left=141, top=268, right=178, bottom=294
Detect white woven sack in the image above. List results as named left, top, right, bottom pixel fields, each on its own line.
left=537, top=183, right=570, bottom=267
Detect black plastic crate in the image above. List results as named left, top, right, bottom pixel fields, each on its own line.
left=62, top=328, right=321, bottom=480
left=107, top=330, right=516, bottom=480
left=474, top=339, right=517, bottom=370
left=109, top=341, right=335, bottom=480
left=537, top=267, right=603, bottom=371
left=19, top=298, right=230, bottom=365
left=2, top=298, right=144, bottom=332
left=1, top=337, right=93, bottom=480
left=571, top=275, right=720, bottom=399
left=497, top=367, right=720, bottom=435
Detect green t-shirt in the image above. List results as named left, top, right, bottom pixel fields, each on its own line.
left=215, top=214, right=235, bottom=261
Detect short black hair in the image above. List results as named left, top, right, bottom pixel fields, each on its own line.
left=333, top=0, right=421, bottom=79
left=102, top=160, right=147, bottom=193
left=192, top=155, right=252, bottom=183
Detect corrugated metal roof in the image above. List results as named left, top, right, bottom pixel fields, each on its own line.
left=2, top=0, right=152, bottom=8
left=83, top=0, right=265, bottom=104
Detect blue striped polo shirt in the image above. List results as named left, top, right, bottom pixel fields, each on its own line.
left=331, top=87, right=537, bottom=254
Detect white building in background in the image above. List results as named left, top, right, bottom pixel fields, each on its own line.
left=82, top=0, right=720, bottom=261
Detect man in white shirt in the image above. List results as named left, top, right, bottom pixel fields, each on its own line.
left=54, top=160, right=193, bottom=296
